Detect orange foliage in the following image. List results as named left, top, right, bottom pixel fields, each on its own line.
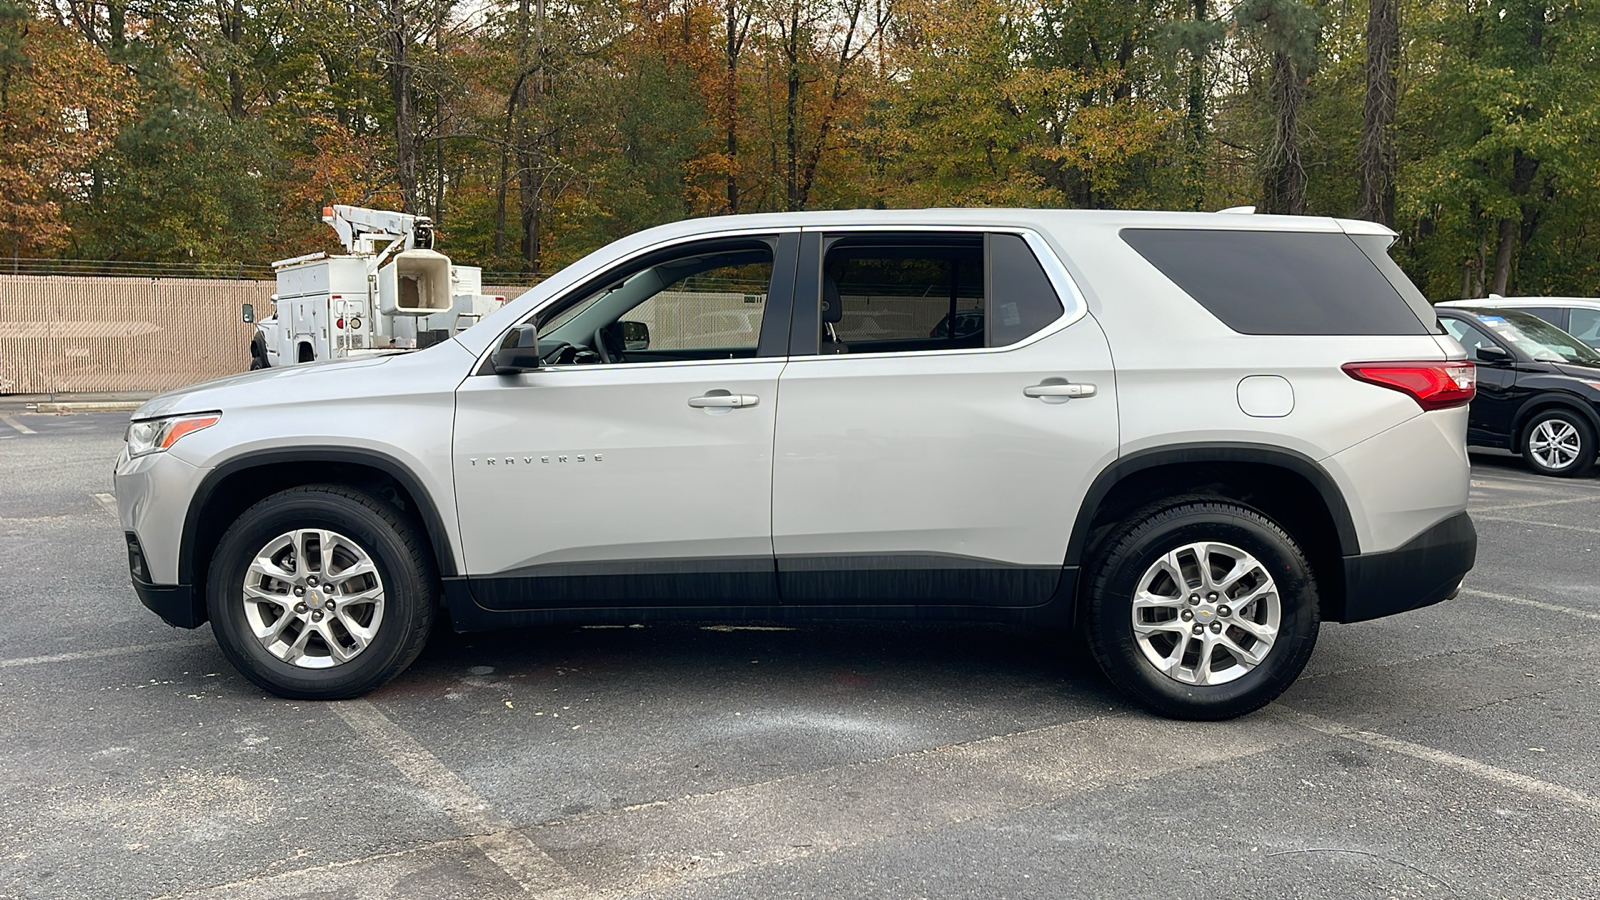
left=0, top=17, right=134, bottom=254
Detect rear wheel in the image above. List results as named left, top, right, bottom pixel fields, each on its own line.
left=206, top=485, right=436, bottom=699
left=1521, top=409, right=1596, bottom=477
left=1084, top=500, right=1320, bottom=720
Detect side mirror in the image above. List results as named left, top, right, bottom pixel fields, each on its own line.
left=242, top=303, right=256, bottom=324
left=492, top=323, right=542, bottom=374
left=1474, top=345, right=1512, bottom=364
left=621, top=320, right=650, bottom=350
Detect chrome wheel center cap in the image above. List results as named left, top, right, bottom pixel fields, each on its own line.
left=1196, top=605, right=1217, bottom=621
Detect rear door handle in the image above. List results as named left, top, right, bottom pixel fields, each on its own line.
left=1024, top=382, right=1096, bottom=399
left=688, top=393, right=760, bottom=409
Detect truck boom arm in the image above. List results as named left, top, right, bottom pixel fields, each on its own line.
left=322, top=205, right=435, bottom=255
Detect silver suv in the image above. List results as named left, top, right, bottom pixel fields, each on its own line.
left=116, top=210, right=1478, bottom=719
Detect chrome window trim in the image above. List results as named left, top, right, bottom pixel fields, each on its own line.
left=471, top=221, right=1092, bottom=373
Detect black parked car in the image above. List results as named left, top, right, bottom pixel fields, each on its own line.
left=1436, top=307, right=1600, bottom=477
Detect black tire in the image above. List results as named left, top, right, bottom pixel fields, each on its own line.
left=1520, top=409, right=1597, bottom=478
left=1084, top=500, right=1320, bottom=721
left=206, top=485, right=436, bottom=699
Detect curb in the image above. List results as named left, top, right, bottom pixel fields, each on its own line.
left=32, top=401, right=145, bottom=414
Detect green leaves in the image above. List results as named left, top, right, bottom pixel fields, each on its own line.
left=8, top=0, right=1600, bottom=297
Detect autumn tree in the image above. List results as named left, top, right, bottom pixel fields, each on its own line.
left=0, top=5, right=132, bottom=256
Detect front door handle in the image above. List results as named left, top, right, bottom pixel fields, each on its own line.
left=1024, top=382, right=1096, bottom=400
left=688, top=392, right=760, bottom=409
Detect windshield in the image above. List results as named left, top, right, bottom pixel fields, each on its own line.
left=1472, top=310, right=1600, bottom=365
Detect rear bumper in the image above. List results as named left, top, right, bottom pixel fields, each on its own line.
left=1336, top=511, right=1476, bottom=624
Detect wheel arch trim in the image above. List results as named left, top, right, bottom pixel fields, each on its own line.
left=1511, top=393, right=1600, bottom=445
left=178, top=447, right=459, bottom=587
left=1064, top=442, right=1361, bottom=567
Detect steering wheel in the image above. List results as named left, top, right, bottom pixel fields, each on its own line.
left=593, top=324, right=625, bottom=364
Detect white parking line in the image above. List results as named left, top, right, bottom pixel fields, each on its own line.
left=0, top=638, right=210, bottom=669
left=0, top=414, right=36, bottom=435
left=91, top=492, right=119, bottom=519
left=330, top=699, right=594, bottom=899
left=1473, top=514, right=1600, bottom=537
left=1282, top=710, right=1600, bottom=811
left=1461, top=587, right=1600, bottom=623
left=1472, top=495, right=1600, bottom=513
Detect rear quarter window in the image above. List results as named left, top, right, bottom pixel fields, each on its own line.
left=1121, top=229, right=1431, bottom=336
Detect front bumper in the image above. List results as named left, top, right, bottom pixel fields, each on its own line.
left=1336, top=511, right=1476, bottom=623
left=133, top=579, right=205, bottom=628
left=126, top=531, right=205, bottom=627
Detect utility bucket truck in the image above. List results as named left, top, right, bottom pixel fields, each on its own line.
left=248, top=205, right=505, bottom=369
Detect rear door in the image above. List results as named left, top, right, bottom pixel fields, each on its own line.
left=770, top=229, right=1117, bottom=606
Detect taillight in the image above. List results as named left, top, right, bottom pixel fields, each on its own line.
left=1342, top=361, right=1476, bottom=411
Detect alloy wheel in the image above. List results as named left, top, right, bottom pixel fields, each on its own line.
left=240, top=528, right=386, bottom=668
left=1529, top=419, right=1582, bottom=471
left=1130, top=541, right=1281, bottom=686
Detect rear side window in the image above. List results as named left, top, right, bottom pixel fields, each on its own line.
left=1516, top=307, right=1568, bottom=330
left=814, top=232, right=1065, bottom=354
left=989, top=233, right=1065, bottom=346
left=1121, top=229, right=1430, bottom=336
left=1570, top=308, right=1600, bottom=346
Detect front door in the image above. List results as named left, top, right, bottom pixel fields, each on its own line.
left=453, top=234, right=796, bottom=610
left=770, top=230, right=1119, bottom=606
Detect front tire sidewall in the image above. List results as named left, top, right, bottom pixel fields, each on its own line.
left=1086, top=505, right=1320, bottom=721
left=1522, top=410, right=1597, bottom=478
left=207, top=489, right=431, bottom=700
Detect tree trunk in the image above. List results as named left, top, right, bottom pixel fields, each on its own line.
left=724, top=2, right=748, bottom=213
left=385, top=0, right=418, bottom=213
left=1472, top=232, right=1487, bottom=298
left=784, top=3, right=801, bottom=211
left=1186, top=0, right=1207, bottom=210
left=1263, top=49, right=1306, bottom=215
left=1489, top=149, right=1542, bottom=295
left=1489, top=216, right=1516, bottom=296
left=1357, top=0, right=1398, bottom=225
left=516, top=0, right=548, bottom=272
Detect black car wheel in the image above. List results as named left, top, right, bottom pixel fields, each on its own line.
left=1521, top=409, right=1597, bottom=477
left=206, top=485, right=437, bottom=699
left=1084, top=499, right=1321, bottom=721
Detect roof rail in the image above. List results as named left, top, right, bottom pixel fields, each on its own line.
left=1215, top=205, right=1256, bottom=215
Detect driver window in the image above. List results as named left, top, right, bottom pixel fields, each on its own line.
left=537, top=240, right=775, bottom=364
left=624, top=256, right=771, bottom=352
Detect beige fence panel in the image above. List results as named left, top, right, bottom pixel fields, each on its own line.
left=0, top=275, right=274, bottom=394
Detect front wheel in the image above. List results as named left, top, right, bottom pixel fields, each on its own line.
left=206, top=485, right=436, bottom=699
left=1084, top=501, right=1320, bottom=720
left=1521, top=409, right=1596, bottom=477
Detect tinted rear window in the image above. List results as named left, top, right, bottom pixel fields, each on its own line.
left=988, top=233, right=1065, bottom=346
left=1121, top=229, right=1430, bottom=335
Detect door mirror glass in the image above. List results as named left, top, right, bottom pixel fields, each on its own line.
left=620, top=320, right=651, bottom=350
left=492, top=324, right=543, bottom=374
left=1474, top=344, right=1512, bottom=364
left=242, top=303, right=255, bottom=324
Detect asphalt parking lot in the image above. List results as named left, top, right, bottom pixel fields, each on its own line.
left=2, top=411, right=1599, bottom=899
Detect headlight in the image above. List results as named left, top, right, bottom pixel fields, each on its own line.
left=125, top=412, right=221, bottom=458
